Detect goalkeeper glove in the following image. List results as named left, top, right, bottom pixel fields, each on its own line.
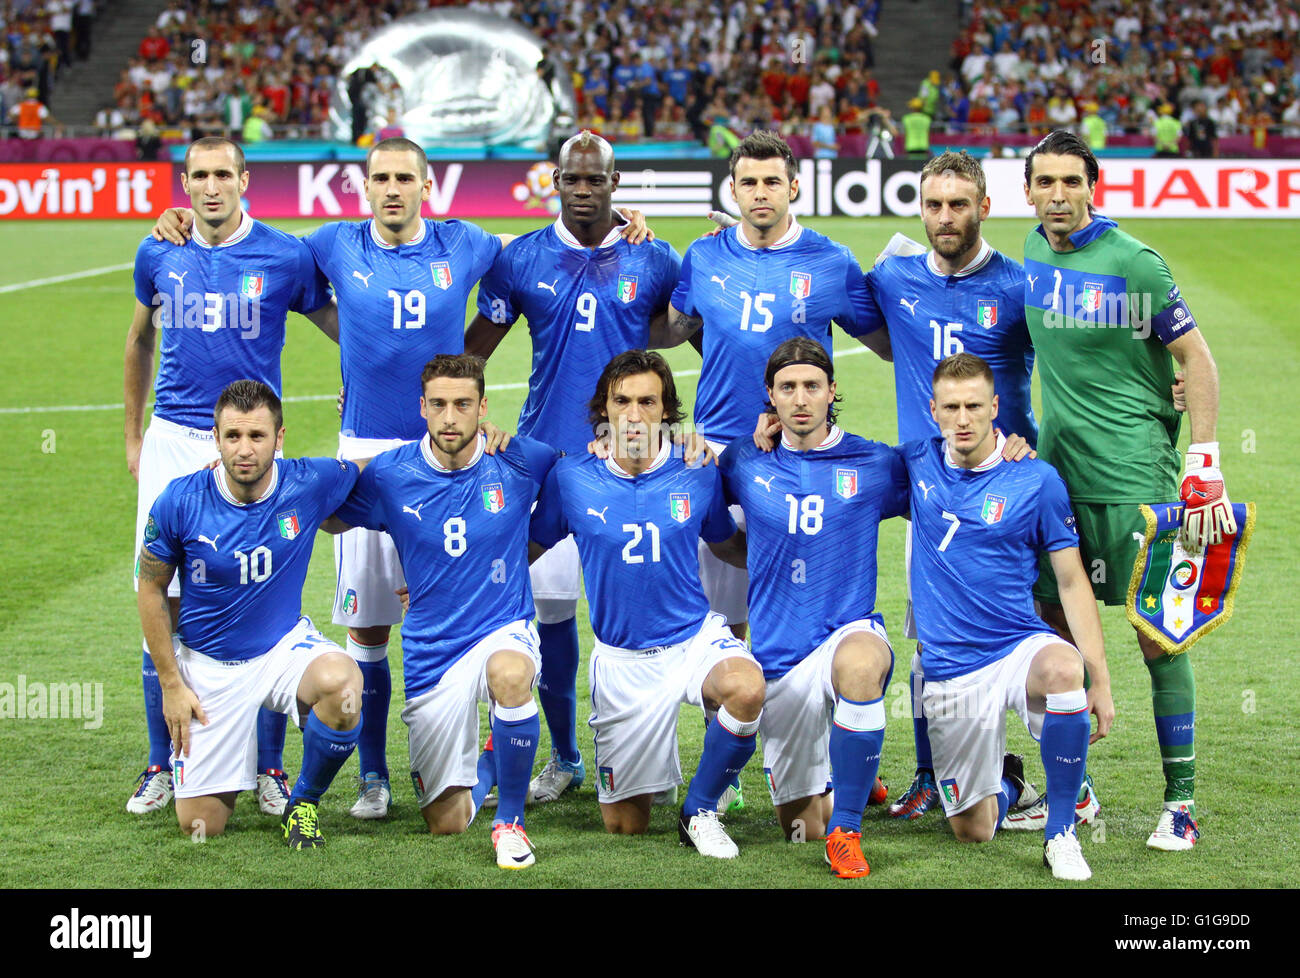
left=1179, top=441, right=1237, bottom=552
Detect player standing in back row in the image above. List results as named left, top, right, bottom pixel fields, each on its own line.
left=1022, top=130, right=1234, bottom=850
left=464, top=131, right=682, bottom=805
left=658, top=130, right=890, bottom=640
left=126, top=136, right=338, bottom=818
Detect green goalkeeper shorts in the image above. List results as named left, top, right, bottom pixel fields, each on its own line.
left=1033, top=501, right=1150, bottom=607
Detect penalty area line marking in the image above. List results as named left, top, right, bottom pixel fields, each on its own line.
left=0, top=346, right=871, bottom=415
left=0, top=262, right=134, bottom=295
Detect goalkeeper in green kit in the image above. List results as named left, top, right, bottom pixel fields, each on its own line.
left=1017, top=131, right=1236, bottom=852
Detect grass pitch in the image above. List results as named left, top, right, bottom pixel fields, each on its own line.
left=0, top=215, right=1291, bottom=889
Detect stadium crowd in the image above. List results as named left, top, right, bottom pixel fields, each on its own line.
left=1, top=0, right=97, bottom=136
left=92, top=0, right=886, bottom=147
left=922, top=0, right=1300, bottom=149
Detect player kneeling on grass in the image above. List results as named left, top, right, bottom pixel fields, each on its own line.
left=136, top=381, right=364, bottom=849
left=715, top=338, right=905, bottom=878
left=322, top=355, right=558, bottom=870
left=903, top=354, right=1114, bottom=880
left=528, top=350, right=765, bottom=859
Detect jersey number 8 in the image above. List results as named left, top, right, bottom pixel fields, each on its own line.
left=443, top=517, right=467, bottom=557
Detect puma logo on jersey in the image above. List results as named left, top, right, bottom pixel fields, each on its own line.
left=402, top=503, right=426, bottom=521
left=352, top=270, right=374, bottom=287
left=710, top=274, right=730, bottom=291
left=753, top=475, right=775, bottom=492
left=1026, top=274, right=1038, bottom=291
left=586, top=506, right=609, bottom=524
left=898, top=297, right=919, bottom=315
left=536, top=279, right=558, bottom=295
left=168, top=271, right=188, bottom=287
left=197, top=533, right=220, bottom=551
left=916, top=480, right=933, bottom=500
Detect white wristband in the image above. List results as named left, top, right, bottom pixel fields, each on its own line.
left=1186, top=441, right=1220, bottom=469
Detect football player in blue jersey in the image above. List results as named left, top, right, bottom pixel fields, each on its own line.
left=323, top=355, right=558, bottom=870
left=464, top=131, right=684, bottom=807
left=152, top=137, right=650, bottom=820
left=658, top=130, right=890, bottom=644
left=125, top=137, right=339, bottom=819
left=855, top=151, right=1041, bottom=823
left=136, top=381, right=363, bottom=850
left=903, top=354, right=1114, bottom=880
left=716, top=338, right=906, bottom=878
left=529, top=351, right=765, bottom=859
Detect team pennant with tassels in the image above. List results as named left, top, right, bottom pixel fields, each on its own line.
left=1126, top=501, right=1256, bottom=654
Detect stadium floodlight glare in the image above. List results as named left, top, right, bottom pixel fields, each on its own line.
left=331, top=9, right=577, bottom=149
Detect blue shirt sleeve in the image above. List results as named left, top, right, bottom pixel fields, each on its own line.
left=699, top=467, right=738, bottom=543
left=529, top=466, right=569, bottom=548
left=857, top=265, right=888, bottom=335
left=289, top=236, right=334, bottom=314
left=512, top=436, right=561, bottom=492
left=333, top=459, right=386, bottom=532
left=880, top=444, right=911, bottom=520
left=651, top=242, right=683, bottom=314
left=835, top=249, right=873, bottom=338
left=1033, top=464, right=1080, bottom=552
left=475, top=247, right=519, bottom=325
left=462, top=221, right=504, bottom=285
left=133, top=237, right=157, bottom=306
left=306, top=457, right=361, bottom=513
left=716, top=437, right=745, bottom=506
left=302, top=224, right=337, bottom=282
left=670, top=243, right=697, bottom=316
left=142, top=485, right=183, bottom=566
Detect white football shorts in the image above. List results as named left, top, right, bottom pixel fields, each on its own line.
left=402, top=619, right=541, bottom=809
left=760, top=619, right=893, bottom=806
left=588, top=612, right=756, bottom=804
left=531, top=532, right=581, bottom=623
left=923, top=633, right=1080, bottom=816
left=332, top=433, right=411, bottom=628
left=170, top=617, right=339, bottom=799
left=134, top=416, right=219, bottom=597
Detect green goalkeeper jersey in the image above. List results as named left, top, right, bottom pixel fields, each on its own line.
left=1024, top=216, right=1193, bottom=503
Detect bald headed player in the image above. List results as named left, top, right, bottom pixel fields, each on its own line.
left=464, top=132, right=683, bottom=804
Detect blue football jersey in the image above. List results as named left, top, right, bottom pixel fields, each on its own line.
left=719, top=427, right=909, bottom=679
left=143, top=457, right=360, bottom=660
left=670, top=220, right=873, bottom=443
left=304, top=218, right=502, bottom=441
left=133, top=213, right=332, bottom=429
left=334, top=434, right=558, bottom=698
left=903, top=435, right=1078, bottom=681
left=530, top=444, right=735, bottom=649
left=861, top=244, right=1037, bottom=445
left=477, top=220, right=682, bottom=454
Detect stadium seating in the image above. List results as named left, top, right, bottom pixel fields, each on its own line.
left=919, top=0, right=1299, bottom=150
left=108, top=0, right=890, bottom=152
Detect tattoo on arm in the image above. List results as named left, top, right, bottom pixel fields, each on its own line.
left=137, top=548, right=176, bottom=586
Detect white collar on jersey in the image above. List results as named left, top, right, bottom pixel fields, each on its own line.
left=369, top=217, right=428, bottom=250
left=926, top=237, right=993, bottom=278
left=213, top=460, right=279, bottom=506
left=191, top=210, right=254, bottom=249
left=604, top=436, right=671, bottom=479
left=780, top=423, right=844, bottom=452
left=553, top=213, right=627, bottom=250
left=945, top=430, right=1005, bottom=472
left=420, top=431, right=486, bottom=472
left=736, top=215, right=803, bottom=251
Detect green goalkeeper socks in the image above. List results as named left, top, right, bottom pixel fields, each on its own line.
left=1147, top=652, right=1196, bottom=804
